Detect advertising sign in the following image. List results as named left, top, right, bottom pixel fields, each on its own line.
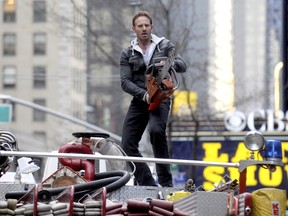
left=172, top=137, right=288, bottom=206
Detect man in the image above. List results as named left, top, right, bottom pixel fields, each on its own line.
left=120, top=11, right=187, bottom=187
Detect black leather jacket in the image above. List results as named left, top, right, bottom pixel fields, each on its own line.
left=120, top=34, right=187, bottom=101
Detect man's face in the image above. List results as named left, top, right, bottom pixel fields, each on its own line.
left=132, top=16, right=153, bottom=42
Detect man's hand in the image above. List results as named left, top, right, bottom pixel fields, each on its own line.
left=145, top=92, right=150, bottom=104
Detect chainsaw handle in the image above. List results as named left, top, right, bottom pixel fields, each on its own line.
left=170, top=67, right=180, bottom=90
left=145, top=64, right=154, bottom=75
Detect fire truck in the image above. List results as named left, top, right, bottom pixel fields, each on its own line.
left=0, top=129, right=286, bottom=216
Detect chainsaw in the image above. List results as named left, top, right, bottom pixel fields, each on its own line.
left=145, top=27, right=189, bottom=110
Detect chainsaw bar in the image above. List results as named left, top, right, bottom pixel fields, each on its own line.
left=156, top=27, right=189, bottom=86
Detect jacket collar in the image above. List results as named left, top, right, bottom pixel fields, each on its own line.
left=130, top=34, right=165, bottom=53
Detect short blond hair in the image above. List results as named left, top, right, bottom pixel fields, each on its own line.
left=132, top=11, right=152, bottom=26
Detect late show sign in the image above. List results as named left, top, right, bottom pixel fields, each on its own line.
left=172, top=139, right=288, bottom=206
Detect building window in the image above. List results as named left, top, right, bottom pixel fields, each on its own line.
left=2, top=66, right=16, bottom=88
left=33, top=98, right=46, bottom=122
left=33, top=33, right=46, bottom=55
left=3, top=0, right=16, bottom=23
left=33, top=0, right=46, bottom=22
left=33, top=66, right=46, bottom=88
left=3, top=33, right=16, bottom=56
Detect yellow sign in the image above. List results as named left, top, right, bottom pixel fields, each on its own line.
left=173, top=90, right=197, bottom=116
left=172, top=139, right=288, bottom=207
left=202, top=141, right=287, bottom=189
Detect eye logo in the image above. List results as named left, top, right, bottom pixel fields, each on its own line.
left=224, top=111, right=246, bottom=132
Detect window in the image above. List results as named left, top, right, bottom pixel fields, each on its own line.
left=3, top=0, right=16, bottom=23
left=33, top=33, right=46, bottom=55
left=33, top=66, right=46, bottom=88
left=33, top=99, right=46, bottom=122
left=2, top=66, right=16, bottom=88
left=3, top=33, right=16, bottom=56
left=33, top=0, right=46, bottom=22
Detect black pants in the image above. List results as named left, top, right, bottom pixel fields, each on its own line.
left=121, top=97, right=173, bottom=187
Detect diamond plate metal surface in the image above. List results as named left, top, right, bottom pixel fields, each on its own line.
left=174, top=191, right=228, bottom=216
left=0, top=184, right=35, bottom=200
left=107, top=185, right=181, bottom=202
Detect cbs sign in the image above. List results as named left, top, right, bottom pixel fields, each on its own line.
left=224, top=109, right=288, bottom=132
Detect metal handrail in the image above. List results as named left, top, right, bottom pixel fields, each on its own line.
left=0, top=150, right=240, bottom=168
left=0, top=94, right=122, bottom=142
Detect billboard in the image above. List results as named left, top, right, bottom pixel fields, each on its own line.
left=171, top=136, right=288, bottom=206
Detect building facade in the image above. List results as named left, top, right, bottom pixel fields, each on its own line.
left=0, top=0, right=88, bottom=152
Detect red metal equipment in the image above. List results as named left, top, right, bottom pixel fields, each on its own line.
left=58, top=139, right=95, bottom=181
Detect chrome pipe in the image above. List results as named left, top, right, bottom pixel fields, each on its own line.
left=0, top=151, right=239, bottom=168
